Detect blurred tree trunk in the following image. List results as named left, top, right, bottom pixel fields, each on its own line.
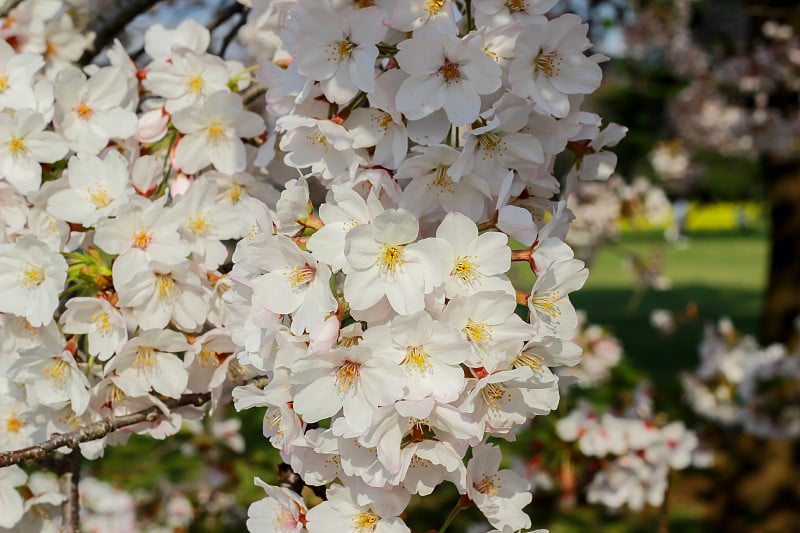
left=761, top=156, right=800, bottom=347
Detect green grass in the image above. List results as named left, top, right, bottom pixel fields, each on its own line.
left=573, top=229, right=767, bottom=392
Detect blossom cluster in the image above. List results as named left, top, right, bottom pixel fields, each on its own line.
left=0, top=0, right=625, bottom=530
left=556, top=311, right=622, bottom=388
left=555, top=391, right=710, bottom=512
left=681, top=317, right=800, bottom=439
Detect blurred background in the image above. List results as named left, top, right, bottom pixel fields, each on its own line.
left=73, top=0, right=800, bottom=531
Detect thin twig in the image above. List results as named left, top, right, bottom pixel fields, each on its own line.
left=132, top=1, right=245, bottom=62
left=218, top=7, right=250, bottom=58
left=0, top=376, right=268, bottom=468
left=0, top=0, right=25, bottom=18
left=79, top=0, right=166, bottom=66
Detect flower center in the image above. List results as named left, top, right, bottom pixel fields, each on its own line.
left=19, top=263, right=45, bottom=288
left=91, top=311, right=111, bottom=334
left=227, top=182, right=244, bottom=203
left=197, top=350, right=222, bottom=368
left=513, top=352, right=545, bottom=374
left=378, top=245, right=405, bottom=275
left=88, top=184, right=111, bottom=208
left=475, top=473, right=501, bottom=494
left=75, top=102, right=94, bottom=120
left=464, top=320, right=493, bottom=346
left=438, top=60, right=461, bottom=84
left=41, top=359, right=69, bottom=385
left=326, top=39, right=356, bottom=63
left=188, top=214, right=213, bottom=235
left=106, top=383, right=126, bottom=405
left=506, top=0, right=529, bottom=12
left=133, top=346, right=157, bottom=371
left=451, top=255, right=481, bottom=285
left=426, top=0, right=446, bottom=15
left=335, top=360, right=361, bottom=393
left=377, top=112, right=393, bottom=131
left=132, top=229, right=153, bottom=250
left=402, top=345, right=433, bottom=374
left=156, top=274, right=179, bottom=303
left=482, top=382, right=509, bottom=409
left=0, top=74, right=8, bottom=93
left=535, top=51, right=563, bottom=78
left=478, top=132, right=508, bottom=158
left=352, top=511, right=378, bottom=532
left=186, top=74, right=205, bottom=96
left=286, top=264, right=316, bottom=287
left=6, top=413, right=23, bottom=433
left=306, top=132, right=330, bottom=153
left=530, top=290, right=562, bottom=318
left=8, top=136, right=26, bottom=157
left=430, top=164, right=455, bottom=194
left=205, top=122, right=227, bottom=144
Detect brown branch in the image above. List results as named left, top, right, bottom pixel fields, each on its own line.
left=79, top=0, right=167, bottom=66
left=218, top=7, right=250, bottom=57
left=131, top=1, right=245, bottom=62
left=0, top=0, right=25, bottom=18
left=60, top=450, right=81, bottom=533
left=0, top=376, right=268, bottom=468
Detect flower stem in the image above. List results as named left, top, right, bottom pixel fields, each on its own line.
left=438, top=500, right=463, bottom=533
left=465, top=0, right=475, bottom=32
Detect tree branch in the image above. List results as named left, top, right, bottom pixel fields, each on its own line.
left=60, top=450, right=81, bottom=533
left=0, top=376, right=268, bottom=468
left=79, top=0, right=166, bottom=66
left=218, top=7, right=250, bottom=58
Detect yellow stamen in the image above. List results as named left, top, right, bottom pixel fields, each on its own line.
left=430, top=164, right=455, bottom=194
left=132, top=346, right=156, bottom=371
left=378, top=245, right=405, bottom=275
left=352, top=511, right=378, bottom=532
left=132, top=229, right=152, bottom=250
left=91, top=311, right=111, bottom=334
left=426, top=0, right=446, bottom=15
left=482, top=382, right=509, bottom=409
left=323, top=39, right=357, bottom=63
left=19, top=263, right=45, bottom=288
left=530, top=290, right=562, bottom=318
left=535, top=51, right=563, bottom=78
left=0, top=74, right=8, bottom=93
left=286, top=265, right=316, bottom=287
left=6, top=413, right=23, bottom=433
left=8, top=136, right=26, bottom=157
left=402, top=345, right=433, bottom=374
left=156, top=274, right=179, bottom=303
left=205, top=122, right=226, bottom=144
left=464, top=320, right=493, bottom=347
left=197, top=350, right=222, bottom=368
left=41, top=359, right=69, bottom=385
left=306, top=132, right=330, bottom=153
left=188, top=214, right=213, bottom=235
left=335, top=360, right=361, bottom=393
left=75, top=102, right=94, bottom=120
left=451, top=255, right=481, bottom=285
left=88, top=184, right=110, bottom=208
left=186, top=74, right=205, bottom=96
left=475, top=473, right=501, bottom=494
left=506, top=0, right=530, bottom=12
left=438, top=60, right=461, bottom=84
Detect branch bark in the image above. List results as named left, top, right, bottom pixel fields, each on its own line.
left=60, top=450, right=81, bottom=533
left=79, top=0, right=166, bottom=66
left=0, top=376, right=268, bottom=468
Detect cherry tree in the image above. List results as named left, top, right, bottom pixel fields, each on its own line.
left=0, top=0, right=630, bottom=531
